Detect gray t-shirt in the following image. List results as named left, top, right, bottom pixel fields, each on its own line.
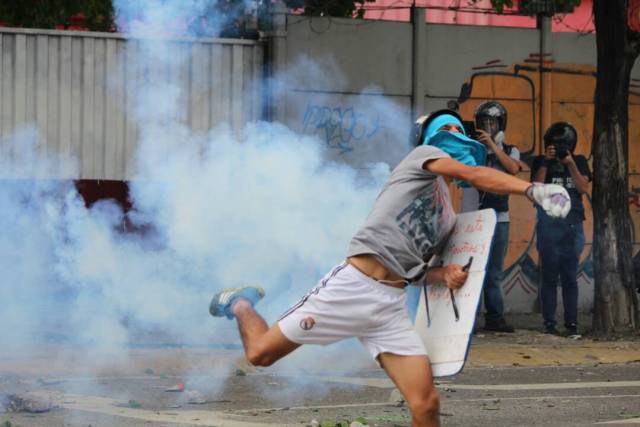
left=347, top=145, right=457, bottom=281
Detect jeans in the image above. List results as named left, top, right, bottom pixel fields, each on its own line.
left=537, top=221, right=585, bottom=328
left=483, top=221, right=509, bottom=321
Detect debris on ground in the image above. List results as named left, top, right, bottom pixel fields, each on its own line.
left=481, top=401, right=500, bottom=411
left=36, top=378, right=64, bottom=386
left=127, top=399, right=142, bottom=408
left=309, top=416, right=369, bottom=427
left=350, top=416, right=369, bottom=426
left=185, top=390, right=207, bottom=404
left=234, top=368, right=247, bottom=376
left=164, top=383, right=185, bottom=392
left=144, top=368, right=155, bottom=375
left=318, top=421, right=349, bottom=427
left=3, top=391, right=56, bottom=413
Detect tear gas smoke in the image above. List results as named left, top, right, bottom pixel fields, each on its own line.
left=0, top=0, right=412, bottom=388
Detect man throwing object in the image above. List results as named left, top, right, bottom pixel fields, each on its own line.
left=209, top=109, right=570, bottom=427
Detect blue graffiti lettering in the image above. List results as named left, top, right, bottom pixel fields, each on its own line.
left=301, top=103, right=381, bottom=153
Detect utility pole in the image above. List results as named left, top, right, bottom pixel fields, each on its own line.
left=411, top=6, right=426, bottom=120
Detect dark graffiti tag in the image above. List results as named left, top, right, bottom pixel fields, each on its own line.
left=301, top=103, right=381, bottom=153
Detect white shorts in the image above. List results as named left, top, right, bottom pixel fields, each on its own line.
left=278, top=262, right=427, bottom=360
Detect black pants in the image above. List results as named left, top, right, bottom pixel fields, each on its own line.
left=536, top=221, right=584, bottom=328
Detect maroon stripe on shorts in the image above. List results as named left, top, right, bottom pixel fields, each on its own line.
left=278, top=261, right=347, bottom=321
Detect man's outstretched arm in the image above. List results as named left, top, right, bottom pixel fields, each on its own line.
left=424, top=157, right=571, bottom=218
left=424, top=157, right=529, bottom=195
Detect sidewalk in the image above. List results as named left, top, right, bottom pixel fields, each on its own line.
left=469, top=312, right=640, bottom=368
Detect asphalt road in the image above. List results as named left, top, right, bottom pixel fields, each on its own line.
left=1, top=333, right=639, bottom=427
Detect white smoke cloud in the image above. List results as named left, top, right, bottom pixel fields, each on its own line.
left=0, top=0, right=415, bottom=392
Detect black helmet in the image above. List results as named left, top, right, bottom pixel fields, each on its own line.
left=411, top=109, right=464, bottom=147
left=544, top=121, right=577, bottom=152
left=474, top=101, right=507, bottom=134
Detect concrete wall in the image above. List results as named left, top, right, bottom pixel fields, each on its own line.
left=281, top=13, right=640, bottom=314
left=1, top=17, right=638, bottom=315
left=0, top=27, right=263, bottom=180
left=421, top=23, right=539, bottom=105
left=282, top=15, right=413, bottom=167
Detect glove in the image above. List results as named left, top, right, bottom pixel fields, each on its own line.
left=526, top=183, right=571, bottom=218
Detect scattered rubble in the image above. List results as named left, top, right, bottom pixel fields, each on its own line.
left=36, top=378, right=64, bottom=386
left=185, top=390, right=207, bottom=404
left=127, top=399, right=142, bottom=408
left=3, top=391, right=56, bottom=413
left=164, top=383, right=185, bottom=392
left=305, top=416, right=369, bottom=427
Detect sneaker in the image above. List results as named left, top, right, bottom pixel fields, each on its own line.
left=544, top=324, right=561, bottom=335
left=209, top=286, right=265, bottom=319
left=484, top=318, right=515, bottom=333
left=564, top=324, right=581, bottom=339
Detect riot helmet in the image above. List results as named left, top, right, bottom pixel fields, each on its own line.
left=544, top=121, right=577, bottom=159
left=474, top=101, right=507, bottom=137
left=411, top=109, right=487, bottom=173
left=411, top=109, right=465, bottom=147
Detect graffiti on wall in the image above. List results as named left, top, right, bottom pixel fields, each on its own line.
left=301, top=102, right=381, bottom=153
left=455, top=57, right=640, bottom=309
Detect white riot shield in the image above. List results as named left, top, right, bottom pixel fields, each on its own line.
left=413, top=209, right=497, bottom=377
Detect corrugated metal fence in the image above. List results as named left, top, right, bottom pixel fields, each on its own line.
left=0, top=28, right=264, bottom=180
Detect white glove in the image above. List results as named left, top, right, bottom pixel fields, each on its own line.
left=526, top=183, right=571, bottom=218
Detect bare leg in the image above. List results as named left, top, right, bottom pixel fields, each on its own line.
left=378, top=352, right=440, bottom=427
left=232, top=299, right=301, bottom=367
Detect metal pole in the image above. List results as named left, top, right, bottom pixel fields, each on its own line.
left=411, top=7, right=426, bottom=120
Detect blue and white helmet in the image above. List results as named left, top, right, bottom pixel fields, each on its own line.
left=412, top=109, right=487, bottom=167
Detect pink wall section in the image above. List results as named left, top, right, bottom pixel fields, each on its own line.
left=363, top=0, right=595, bottom=33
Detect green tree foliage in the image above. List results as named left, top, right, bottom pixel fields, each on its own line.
left=0, top=0, right=252, bottom=37
left=175, top=0, right=254, bottom=38
left=484, top=0, right=581, bottom=14
left=283, top=0, right=376, bottom=18
left=0, top=0, right=114, bottom=31
left=114, top=0, right=252, bottom=38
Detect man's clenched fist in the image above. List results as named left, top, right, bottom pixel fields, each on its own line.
left=526, top=183, right=571, bottom=218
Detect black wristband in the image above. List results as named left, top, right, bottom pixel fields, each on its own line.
left=525, top=184, right=535, bottom=203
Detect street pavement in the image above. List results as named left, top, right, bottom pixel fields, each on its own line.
left=1, top=317, right=639, bottom=427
